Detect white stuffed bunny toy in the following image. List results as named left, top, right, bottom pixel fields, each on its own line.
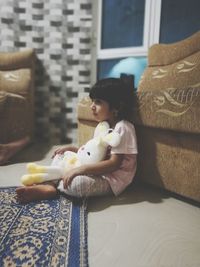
left=21, top=121, right=121, bottom=186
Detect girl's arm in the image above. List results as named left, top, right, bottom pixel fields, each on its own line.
left=62, top=154, right=123, bottom=188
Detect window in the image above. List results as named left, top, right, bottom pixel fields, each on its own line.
left=98, top=57, right=147, bottom=89
left=91, top=0, right=161, bottom=87
left=101, top=0, right=145, bottom=49
left=95, top=0, right=161, bottom=61
left=160, top=0, right=200, bottom=43
left=91, top=0, right=200, bottom=88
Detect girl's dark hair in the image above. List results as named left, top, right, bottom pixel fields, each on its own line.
left=89, top=76, right=134, bottom=121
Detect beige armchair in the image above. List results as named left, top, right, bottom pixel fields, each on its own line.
left=77, top=31, right=200, bottom=202
left=133, top=31, right=200, bottom=202
left=0, top=49, right=35, bottom=143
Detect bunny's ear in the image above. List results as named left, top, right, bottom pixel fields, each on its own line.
left=102, top=131, right=121, bottom=147
left=94, top=121, right=110, bottom=138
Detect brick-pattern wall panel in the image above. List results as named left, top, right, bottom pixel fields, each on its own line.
left=0, top=0, right=92, bottom=144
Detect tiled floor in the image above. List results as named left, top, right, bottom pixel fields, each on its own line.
left=1, top=142, right=200, bottom=267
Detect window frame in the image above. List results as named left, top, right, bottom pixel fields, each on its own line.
left=96, top=0, right=162, bottom=59
left=91, top=0, right=162, bottom=83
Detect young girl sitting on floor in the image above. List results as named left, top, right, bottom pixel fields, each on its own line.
left=16, top=77, right=138, bottom=203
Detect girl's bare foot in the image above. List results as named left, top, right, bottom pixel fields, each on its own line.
left=0, top=136, right=30, bottom=165
left=16, top=184, right=58, bottom=204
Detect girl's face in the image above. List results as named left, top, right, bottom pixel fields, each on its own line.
left=90, top=99, right=116, bottom=126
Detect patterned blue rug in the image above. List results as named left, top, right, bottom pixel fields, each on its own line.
left=0, top=187, right=88, bottom=267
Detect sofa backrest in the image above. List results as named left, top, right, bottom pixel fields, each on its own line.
left=138, top=31, right=200, bottom=92
left=133, top=32, right=200, bottom=135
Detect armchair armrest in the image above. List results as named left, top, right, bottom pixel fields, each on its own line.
left=133, top=87, right=200, bottom=134
left=0, top=49, right=35, bottom=143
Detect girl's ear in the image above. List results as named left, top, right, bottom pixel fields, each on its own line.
left=94, top=121, right=110, bottom=137
left=112, top=108, right=119, bottom=119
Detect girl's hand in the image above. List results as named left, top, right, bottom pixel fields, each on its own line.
left=53, top=147, right=68, bottom=156
left=52, top=145, right=78, bottom=158
left=62, top=168, right=79, bottom=189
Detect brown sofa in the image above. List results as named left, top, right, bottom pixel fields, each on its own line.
left=77, top=31, right=200, bottom=202
left=0, top=49, right=35, bottom=143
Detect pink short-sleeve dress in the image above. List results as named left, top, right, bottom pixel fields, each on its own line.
left=103, top=120, right=138, bottom=195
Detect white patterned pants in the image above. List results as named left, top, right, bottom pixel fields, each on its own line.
left=57, top=175, right=112, bottom=198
